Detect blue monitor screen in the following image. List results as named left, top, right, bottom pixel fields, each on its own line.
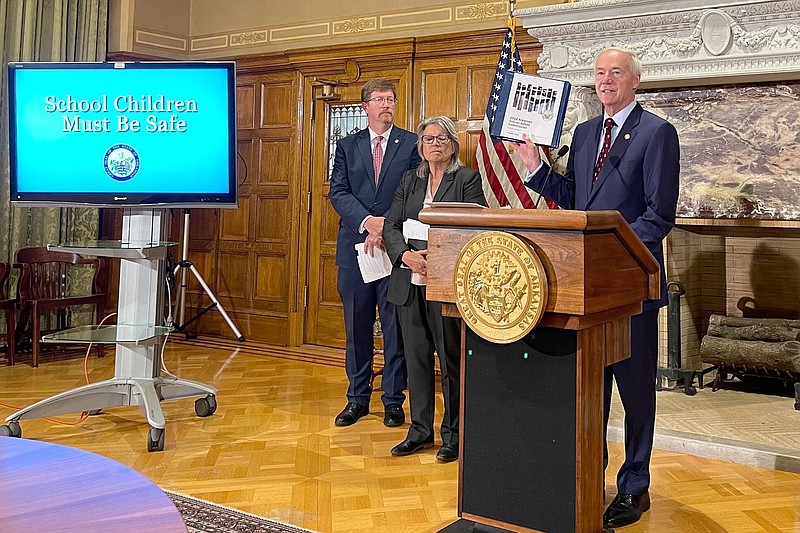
left=7, top=61, right=237, bottom=207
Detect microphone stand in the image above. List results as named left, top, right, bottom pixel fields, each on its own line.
left=535, top=145, right=569, bottom=209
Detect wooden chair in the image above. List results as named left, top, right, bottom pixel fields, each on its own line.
left=0, top=262, right=16, bottom=365
left=13, top=247, right=106, bottom=367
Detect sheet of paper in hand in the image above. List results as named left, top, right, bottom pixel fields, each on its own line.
left=489, top=71, right=571, bottom=148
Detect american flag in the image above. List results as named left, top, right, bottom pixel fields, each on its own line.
left=476, top=17, right=557, bottom=209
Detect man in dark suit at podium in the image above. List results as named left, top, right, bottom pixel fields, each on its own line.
left=329, top=78, right=421, bottom=429
left=514, top=48, right=680, bottom=528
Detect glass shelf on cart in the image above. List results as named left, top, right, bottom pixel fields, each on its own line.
left=47, top=240, right=177, bottom=259
left=42, top=325, right=174, bottom=344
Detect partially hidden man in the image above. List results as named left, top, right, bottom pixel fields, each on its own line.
left=513, top=48, right=680, bottom=529
left=329, top=78, right=422, bottom=428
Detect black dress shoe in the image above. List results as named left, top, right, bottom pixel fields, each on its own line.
left=334, top=402, right=369, bottom=427
left=435, top=443, right=458, bottom=463
left=603, top=492, right=650, bottom=528
left=390, top=437, right=434, bottom=456
left=383, top=403, right=405, bottom=427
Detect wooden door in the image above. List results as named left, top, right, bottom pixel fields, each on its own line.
left=304, top=96, right=365, bottom=348
left=304, top=69, right=413, bottom=348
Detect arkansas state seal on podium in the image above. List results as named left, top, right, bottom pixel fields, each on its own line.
left=454, top=231, right=548, bottom=344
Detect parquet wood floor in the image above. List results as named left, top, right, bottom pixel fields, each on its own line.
left=1, top=339, right=799, bottom=532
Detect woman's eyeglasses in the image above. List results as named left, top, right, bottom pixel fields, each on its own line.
left=421, top=135, right=451, bottom=144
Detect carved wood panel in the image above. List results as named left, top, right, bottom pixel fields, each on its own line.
left=220, top=194, right=250, bottom=241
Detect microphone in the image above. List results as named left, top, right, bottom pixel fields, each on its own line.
left=536, top=145, right=569, bottom=209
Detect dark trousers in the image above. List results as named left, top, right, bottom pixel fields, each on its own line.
left=396, top=284, right=461, bottom=446
left=603, top=308, right=659, bottom=496
left=337, top=266, right=406, bottom=407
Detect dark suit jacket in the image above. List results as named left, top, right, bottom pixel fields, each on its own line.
left=527, top=103, right=680, bottom=309
left=384, top=166, right=487, bottom=306
left=329, top=126, right=422, bottom=269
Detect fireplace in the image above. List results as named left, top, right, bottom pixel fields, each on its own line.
left=516, top=0, right=800, bottom=373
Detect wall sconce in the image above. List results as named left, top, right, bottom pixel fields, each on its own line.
left=313, top=60, right=361, bottom=102
left=315, top=78, right=341, bottom=101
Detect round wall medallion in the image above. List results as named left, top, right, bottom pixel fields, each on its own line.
left=454, top=231, right=548, bottom=344
left=700, top=10, right=733, bottom=57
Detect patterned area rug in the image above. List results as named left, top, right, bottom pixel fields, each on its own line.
left=165, top=491, right=316, bottom=533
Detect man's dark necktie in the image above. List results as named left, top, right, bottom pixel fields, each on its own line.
left=593, top=117, right=615, bottom=183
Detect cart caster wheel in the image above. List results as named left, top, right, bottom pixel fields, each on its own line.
left=684, top=385, right=697, bottom=396
left=147, top=427, right=165, bottom=452
left=195, top=395, right=217, bottom=417
left=0, top=422, right=22, bottom=438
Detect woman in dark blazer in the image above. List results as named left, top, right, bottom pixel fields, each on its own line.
left=383, top=115, right=486, bottom=462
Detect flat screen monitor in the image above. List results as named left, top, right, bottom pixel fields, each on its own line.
left=7, top=61, right=238, bottom=208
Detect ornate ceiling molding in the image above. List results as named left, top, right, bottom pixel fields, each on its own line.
left=516, top=0, right=800, bottom=87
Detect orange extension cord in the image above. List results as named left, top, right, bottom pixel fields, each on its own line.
left=0, top=313, right=117, bottom=425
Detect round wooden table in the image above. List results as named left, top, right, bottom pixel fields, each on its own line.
left=0, top=437, right=187, bottom=532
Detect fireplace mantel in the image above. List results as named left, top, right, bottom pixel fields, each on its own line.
left=516, top=0, right=800, bottom=89
left=515, top=0, right=800, bottom=222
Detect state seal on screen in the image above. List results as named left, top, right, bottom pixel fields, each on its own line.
left=454, top=231, right=547, bottom=344
left=104, top=144, right=140, bottom=181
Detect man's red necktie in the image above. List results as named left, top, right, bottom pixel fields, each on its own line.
left=372, top=135, right=384, bottom=185
left=592, top=118, right=615, bottom=183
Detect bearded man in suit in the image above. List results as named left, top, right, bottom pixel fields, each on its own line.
left=329, top=78, right=421, bottom=429
left=514, top=48, right=680, bottom=528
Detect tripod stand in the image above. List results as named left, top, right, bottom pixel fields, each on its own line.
left=173, top=209, right=245, bottom=342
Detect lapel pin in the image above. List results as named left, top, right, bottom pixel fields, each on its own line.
left=624, top=133, right=631, bottom=140
left=394, top=139, right=399, bottom=144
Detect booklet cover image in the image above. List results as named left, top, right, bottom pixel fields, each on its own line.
left=490, top=71, right=571, bottom=148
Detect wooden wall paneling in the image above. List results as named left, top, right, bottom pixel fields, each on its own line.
left=217, top=250, right=249, bottom=300
left=258, top=137, right=292, bottom=186
left=237, top=84, right=256, bottom=129
left=419, top=67, right=461, bottom=119
left=466, top=65, right=495, bottom=121
left=220, top=195, right=250, bottom=241
left=237, top=139, right=253, bottom=186
left=260, top=80, right=294, bottom=128
left=255, top=252, right=289, bottom=306
left=254, top=194, right=289, bottom=243
left=186, top=209, right=218, bottom=242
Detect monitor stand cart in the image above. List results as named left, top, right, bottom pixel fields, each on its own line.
left=1, top=208, right=217, bottom=452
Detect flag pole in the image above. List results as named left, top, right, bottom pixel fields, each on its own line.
left=509, top=0, right=515, bottom=16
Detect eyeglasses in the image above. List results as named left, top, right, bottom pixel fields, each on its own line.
left=365, top=96, right=397, bottom=105
left=421, top=135, right=451, bottom=144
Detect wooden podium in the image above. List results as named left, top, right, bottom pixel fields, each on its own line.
left=419, top=207, right=659, bottom=533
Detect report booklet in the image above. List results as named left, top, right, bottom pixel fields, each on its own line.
left=489, top=71, right=571, bottom=148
